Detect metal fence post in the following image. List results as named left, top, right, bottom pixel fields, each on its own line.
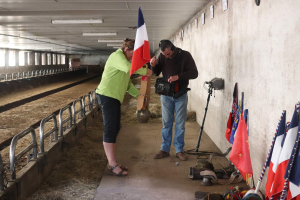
left=9, top=127, right=37, bottom=180
left=59, top=105, right=72, bottom=137
left=39, top=114, right=58, bottom=153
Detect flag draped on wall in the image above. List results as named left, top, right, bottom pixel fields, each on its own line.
left=225, top=83, right=238, bottom=143
left=229, top=112, right=253, bottom=185
left=130, top=7, right=151, bottom=75
left=270, top=105, right=299, bottom=199
left=265, top=111, right=287, bottom=200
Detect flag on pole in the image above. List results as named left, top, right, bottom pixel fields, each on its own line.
left=230, top=111, right=240, bottom=144
left=270, top=103, right=300, bottom=199
left=244, top=109, right=249, bottom=135
left=230, top=92, right=244, bottom=144
left=284, top=102, right=300, bottom=200
left=286, top=126, right=300, bottom=200
left=130, top=7, right=151, bottom=75
left=254, top=111, right=286, bottom=195
left=265, top=111, right=287, bottom=200
left=229, top=112, right=253, bottom=185
left=225, top=83, right=238, bottom=143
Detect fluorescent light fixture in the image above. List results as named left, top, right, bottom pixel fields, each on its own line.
left=34, top=47, right=53, bottom=50
left=107, top=44, right=123, bottom=47
left=113, top=47, right=120, bottom=49
left=98, top=39, right=123, bottom=43
left=52, top=19, right=103, bottom=24
left=83, top=33, right=117, bottom=36
left=52, top=49, right=66, bottom=51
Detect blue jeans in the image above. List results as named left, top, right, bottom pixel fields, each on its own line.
left=160, top=93, right=188, bottom=153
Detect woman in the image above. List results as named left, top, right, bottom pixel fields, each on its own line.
left=96, top=38, right=152, bottom=177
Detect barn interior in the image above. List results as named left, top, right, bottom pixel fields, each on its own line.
left=0, top=0, right=299, bottom=200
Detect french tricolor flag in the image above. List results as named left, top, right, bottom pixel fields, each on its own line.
left=270, top=104, right=299, bottom=199
left=130, top=7, right=151, bottom=75
left=285, top=121, right=300, bottom=200
left=265, top=111, right=286, bottom=200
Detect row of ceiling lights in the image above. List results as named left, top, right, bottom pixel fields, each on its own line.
left=51, top=19, right=123, bottom=49
left=52, top=19, right=123, bottom=48
left=0, top=19, right=123, bottom=52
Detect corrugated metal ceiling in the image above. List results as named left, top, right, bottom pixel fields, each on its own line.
left=0, top=0, right=210, bottom=54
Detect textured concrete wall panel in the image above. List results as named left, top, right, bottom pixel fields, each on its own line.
left=172, top=0, right=300, bottom=191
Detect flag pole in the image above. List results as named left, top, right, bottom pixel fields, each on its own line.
left=279, top=133, right=300, bottom=200
left=195, top=84, right=213, bottom=152
left=278, top=103, right=300, bottom=199
left=254, top=111, right=286, bottom=194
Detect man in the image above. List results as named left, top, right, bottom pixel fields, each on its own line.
left=150, top=40, right=198, bottom=161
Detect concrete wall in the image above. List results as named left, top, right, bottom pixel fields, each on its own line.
left=171, top=0, right=300, bottom=190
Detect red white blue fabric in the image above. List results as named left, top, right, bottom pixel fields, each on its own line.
left=130, top=7, right=151, bottom=75
left=270, top=105, right=299, bottom=199
left=285, top=103, right=300, bottom=200
left=265, top=111, right=286, bottom=200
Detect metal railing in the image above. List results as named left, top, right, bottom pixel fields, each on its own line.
left=82, top=93, right=92, bottom=115
left=90, top=90, right=98, bottom=106
left=0, top=74, right=5, bottom=82
left=22, top=71, right=27, bottom=79
left=5, top=73, right=12, bottom=81
left=39, top=114, right=58, bottom=153
left=0, top=68, right=72, bottom=82
left=72, top=98, right=84, bottom=124
left=2, top=89, right=98, bottom=186
left=59, top=105, right=72, bottom=137
left=28, top=71, right=32, bottom=78
left=9, top=127, right=38, bottom=179
left=17, top=72, right=22, bottom=79
left=12, top=73, right=18, bottom=80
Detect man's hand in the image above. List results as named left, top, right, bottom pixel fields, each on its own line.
left=150, top=56, right=157, bottom=67
left=168, top=75, right=179, bottom=83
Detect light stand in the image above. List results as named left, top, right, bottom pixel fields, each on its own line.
left=194, top=78, right=224, bottom=152
left=195, top=83, right=213, bottom=152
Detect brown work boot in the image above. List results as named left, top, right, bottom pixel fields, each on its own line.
left=154, top=150, right=170, bottom=159
left=176, top=152, right=188, bottom=161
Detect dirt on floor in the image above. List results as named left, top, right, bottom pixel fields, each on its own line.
left=0, top=77, right=102, bottom=145
left=0, top=74, right=196, bottom=199
left=0, top=74, right=97, bottom=106
left=28, top=118, right=106, bottom=200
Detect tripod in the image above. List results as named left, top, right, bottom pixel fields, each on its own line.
left=195, top=84, right=213, bottom=152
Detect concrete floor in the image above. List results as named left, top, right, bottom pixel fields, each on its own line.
left=94, top=122, right=248, bottom=200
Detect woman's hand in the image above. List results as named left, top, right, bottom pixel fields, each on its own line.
left=146, top=68, right=152, bottom=77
